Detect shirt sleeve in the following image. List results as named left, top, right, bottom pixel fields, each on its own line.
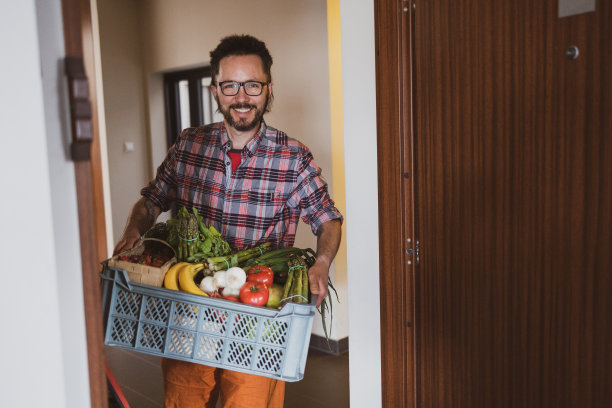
left=140, top=132, right=182, bottom=212
left=289, top=148, right=344, bottom=235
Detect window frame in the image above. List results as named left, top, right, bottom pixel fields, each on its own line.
left=163, top=66, right=212, bottom=147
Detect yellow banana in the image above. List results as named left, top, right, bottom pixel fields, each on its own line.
left=178, top=263, right=209, bottom=296
left=164, top=262, right=189, bottom=290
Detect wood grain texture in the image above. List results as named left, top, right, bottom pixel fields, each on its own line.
left=61, top=0, right=108, bottom=407
left=413, top=1, right=611, bottom=407
left=374, top=0, right=416, bottom=407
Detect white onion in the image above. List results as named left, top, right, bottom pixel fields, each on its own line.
left=222, top=286, right=240, bottom=298
left=199, top=276, right=217, bottom=293
left=213, top=270, right=228, bottom=289
left=225, top=267, right=247, bottom=289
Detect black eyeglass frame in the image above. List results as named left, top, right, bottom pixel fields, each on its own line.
left=216, top=80, right=269, bottom=96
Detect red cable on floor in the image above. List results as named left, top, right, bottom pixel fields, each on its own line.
left=106, top=363, right=131, bottom=408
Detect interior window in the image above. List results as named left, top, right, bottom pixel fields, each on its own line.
left=164, top=67, right=222, bottom=147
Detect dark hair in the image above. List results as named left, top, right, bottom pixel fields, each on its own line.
left=210, top=34, right=273, bottom=84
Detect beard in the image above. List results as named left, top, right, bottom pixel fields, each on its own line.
left=215, top=94, right=271, bottom=132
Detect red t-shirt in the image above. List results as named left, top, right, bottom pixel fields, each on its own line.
left=227, top=149, right=241, bottom=172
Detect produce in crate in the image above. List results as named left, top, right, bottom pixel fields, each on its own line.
left=199, top=267, right=247, bottom=298
left=165, top=207, right=199, bottom=261
left=108, top=238, right=177, bottom=287
left=246, top=265, right=274, bottom=287
left=242, top=247, right=316, bottom=284
left=159, top=242, right=338, bottom=348
left=206, top=242, right=272, bottom=272
left=239, top=282, right=269, bottom=306
left=280, top=255, right=310, bottom=305
left=163, top=262, right=189, bottom=291
left=177, top=263, right=208, bottom=296
left=143, top=222, right=170, bottom=240
left=116, top=247, right=173, bottom=267
left=162, top=261, right=209, bottom=297
left=266, top=283, right=284, bottom=308
left=166, top=207, right=232, bottom=263
left=244, top=246, right=338, bottom=346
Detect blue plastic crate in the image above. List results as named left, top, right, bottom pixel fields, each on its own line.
left=101, top=264, right=316, bottom=382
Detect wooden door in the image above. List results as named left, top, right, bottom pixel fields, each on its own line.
left=411, top=1, right=611, bottom=408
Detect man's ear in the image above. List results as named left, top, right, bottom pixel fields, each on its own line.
left=268, top=82, right=274, bottom=97
left=210, top=83, right=218, bottom=99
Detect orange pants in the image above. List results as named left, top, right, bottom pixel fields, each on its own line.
left=161, top=358, right=285, bottom=408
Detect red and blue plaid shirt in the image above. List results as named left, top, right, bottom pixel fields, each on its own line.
left=142, top=122, right=343, bottom=250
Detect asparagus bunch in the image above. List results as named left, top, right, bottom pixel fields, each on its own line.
left=167, top=207, right=233, bottom=264
left=280, top=255, right=310, bottom=306
left=174, top=207, right=199, bottom=261
left=207, top=242, right=272, bottom=271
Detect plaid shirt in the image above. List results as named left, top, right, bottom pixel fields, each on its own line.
left=142, top=122, right=343, bottom=250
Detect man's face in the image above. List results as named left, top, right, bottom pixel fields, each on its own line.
left=212, top=54, right=272, bottom=132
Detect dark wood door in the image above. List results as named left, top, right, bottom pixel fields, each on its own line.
left=413, top=1, right=611, bottom=407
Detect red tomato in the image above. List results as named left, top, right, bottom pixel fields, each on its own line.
left=246, top=265, right=274, bottom=287
left=239, top=282, right=269, bottom=306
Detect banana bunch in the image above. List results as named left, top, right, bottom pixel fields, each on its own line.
left=164, top=262, right=209, bottom=297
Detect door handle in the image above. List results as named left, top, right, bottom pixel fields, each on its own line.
left=65, top=56, right=92, bottom=161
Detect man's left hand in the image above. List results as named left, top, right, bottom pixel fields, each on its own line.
left=308, top=260, right=330, bottom=308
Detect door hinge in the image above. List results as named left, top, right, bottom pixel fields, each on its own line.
left=406, top=238, right=420, bottom=265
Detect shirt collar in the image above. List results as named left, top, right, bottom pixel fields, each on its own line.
left=219, top=121, right=266, bottom=157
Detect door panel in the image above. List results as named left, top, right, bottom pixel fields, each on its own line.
left=413, top=1, right=611, bottom=407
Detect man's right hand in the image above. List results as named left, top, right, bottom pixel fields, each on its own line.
left=113, top=227, right=142, bottom=255
left=112, top=197, right=162, bottom=255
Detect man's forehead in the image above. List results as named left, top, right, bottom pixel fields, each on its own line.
left=217, top=55, right=266, bottom=79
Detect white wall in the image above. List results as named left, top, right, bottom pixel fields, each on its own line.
left=0, top=1, right=90, bottom=407
left=341, top=0, right=382, bottom=406
left=97, top=0, right=151, bottom=243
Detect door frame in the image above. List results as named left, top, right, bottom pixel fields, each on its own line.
left=62, top=0, right=109, bottom=406
left=374, top=0, right=416, bottom=407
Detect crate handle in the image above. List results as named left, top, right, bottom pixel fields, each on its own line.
left=101, top=266, right=133, bottom=291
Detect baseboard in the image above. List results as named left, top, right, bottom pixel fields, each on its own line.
left=309, top=334, right=349, bottom=355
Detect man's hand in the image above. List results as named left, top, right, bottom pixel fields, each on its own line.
left=113, top=226, right=142, bottom=255
left=308, top=260, right=330, bottom=308
left=309, top=219, right=342, bottom=308
left=112, top=197, right=161, bottom=255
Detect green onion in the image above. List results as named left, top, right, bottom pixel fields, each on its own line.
left=207, top=242, right=272, bottom=271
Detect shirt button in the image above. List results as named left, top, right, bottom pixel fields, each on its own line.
left=226, top=161, right=231, bottom=166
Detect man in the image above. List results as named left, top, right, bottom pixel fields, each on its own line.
left=113, top=34, right=343, bottom=407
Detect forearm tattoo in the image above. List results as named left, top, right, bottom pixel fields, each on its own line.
left=143, top=198, right=159, bottom=226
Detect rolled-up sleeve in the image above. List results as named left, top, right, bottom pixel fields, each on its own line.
left=289, top=150, right=343, bottom=234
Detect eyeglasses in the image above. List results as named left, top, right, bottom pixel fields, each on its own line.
left=217, top=81, right=268, bottom=96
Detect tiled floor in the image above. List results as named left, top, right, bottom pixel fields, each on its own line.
left=106, top=347, right=349, bottom=408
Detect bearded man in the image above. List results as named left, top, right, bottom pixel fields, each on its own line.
left=113, top=34, right=343, bottom=407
